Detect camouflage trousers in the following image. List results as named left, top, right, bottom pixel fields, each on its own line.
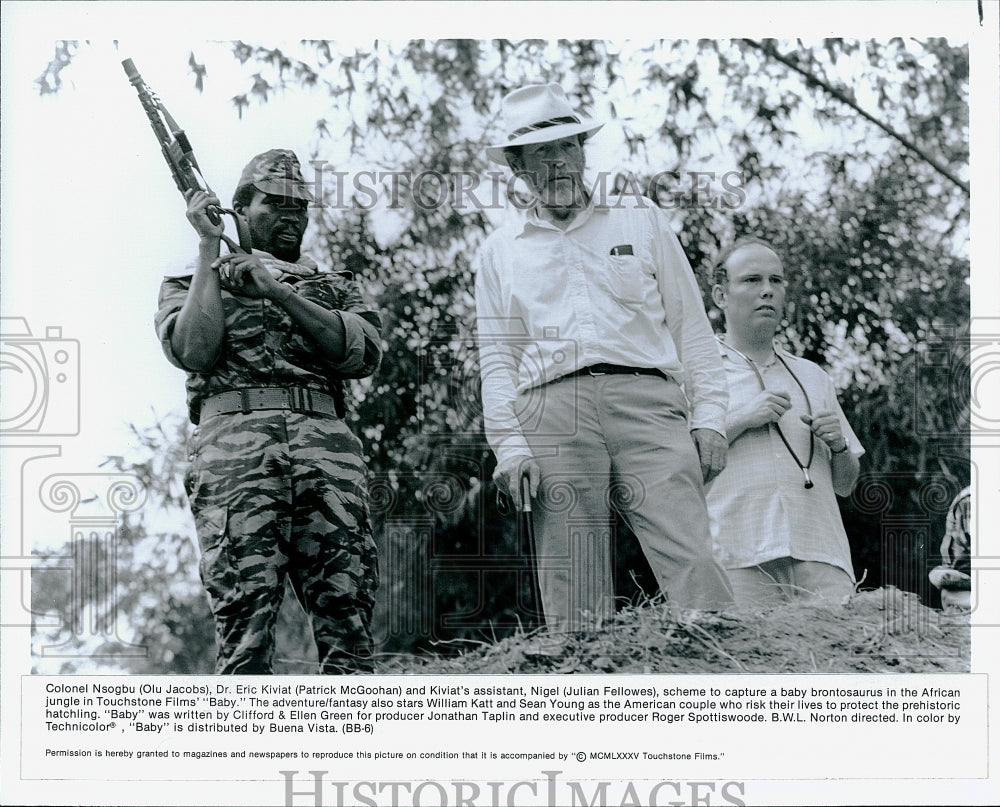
left=185, top=410, right=378, bottom=674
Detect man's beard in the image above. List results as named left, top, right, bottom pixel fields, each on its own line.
left=268, top=239, right=301, bottom=262
left=253, top=222, right=301, bottom=262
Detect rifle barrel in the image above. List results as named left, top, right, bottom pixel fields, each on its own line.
left=121, top=58, right=141, bottom=84
left=122, top=57, right=249, bottom=251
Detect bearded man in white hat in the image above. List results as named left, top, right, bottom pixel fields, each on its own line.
left=474, top=84, right=734, bottom=630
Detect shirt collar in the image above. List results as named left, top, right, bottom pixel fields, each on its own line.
left=514, top=196, right=611, bottom=238
left=717, top=336, right=792, bottom=365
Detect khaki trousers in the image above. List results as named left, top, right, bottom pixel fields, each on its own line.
left=519, top=373, right=734, bottom=629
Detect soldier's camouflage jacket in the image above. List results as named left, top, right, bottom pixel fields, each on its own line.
left=155, top=251, right=381, bottom=422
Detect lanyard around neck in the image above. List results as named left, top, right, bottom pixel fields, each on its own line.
left=720, top=337, right=816, bottom=490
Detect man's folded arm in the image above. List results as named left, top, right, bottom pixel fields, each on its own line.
left=304, top=277, right=383, bottom=378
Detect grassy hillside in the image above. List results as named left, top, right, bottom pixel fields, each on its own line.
left=379, top=588, right=970, bottom=675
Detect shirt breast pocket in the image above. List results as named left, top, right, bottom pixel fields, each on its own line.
left=605, top=253, right=652, bottom=305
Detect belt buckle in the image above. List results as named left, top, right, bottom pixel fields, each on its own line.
left=587, top=365, right=606, bottom=376
left=288, top=388, right=314, bottom=414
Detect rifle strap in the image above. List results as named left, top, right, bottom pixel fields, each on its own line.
left=219, top=213, right=254, bottom=254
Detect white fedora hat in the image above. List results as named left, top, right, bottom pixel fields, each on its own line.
left=485, top=83, right=603, bottom=166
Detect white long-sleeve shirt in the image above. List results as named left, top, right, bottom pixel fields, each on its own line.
left=473, top=199, right=727, bottom=470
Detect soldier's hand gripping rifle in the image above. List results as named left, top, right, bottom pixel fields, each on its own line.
left=122, top=58, right=252, bottom=254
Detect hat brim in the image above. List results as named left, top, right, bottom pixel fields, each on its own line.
left=252, top=178, right=314, bottom=202
left=486, top=121, right=604, bottom=166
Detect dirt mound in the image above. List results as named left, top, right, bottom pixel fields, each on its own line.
left=389, top=588, right=969, bottom=675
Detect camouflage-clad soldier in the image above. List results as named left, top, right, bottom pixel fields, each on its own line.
left=155, top=150, right=382, bottom=674
left=929, top=486, right=972, bottom=613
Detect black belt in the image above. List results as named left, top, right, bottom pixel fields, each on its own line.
left=558, top=363, right=668, bottom=382
left=200, top=387, right=339, bottom=420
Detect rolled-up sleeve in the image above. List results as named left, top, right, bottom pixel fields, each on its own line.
left=154, top=274, right=194, bottom=371
left=825, top=374, right=865, bottom=459
left=650, top=210, right=728, bottom=436
left=327, top=278, right=382, bottom=378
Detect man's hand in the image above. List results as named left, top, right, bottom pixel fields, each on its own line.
left=185, top=189, right=224, bottom=240
left=801, top=410, right=847, bottom=454
left=737, top=389, right=792, bottom=429
left=212, top=253, right=285, bottom=300
left=494, top=457, right=541, bottom=511
left=691, top=428, right=727, bottom=483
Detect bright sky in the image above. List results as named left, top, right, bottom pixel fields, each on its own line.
left=0, top=36, right=725, bottom=482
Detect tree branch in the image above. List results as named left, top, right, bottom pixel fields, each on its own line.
left=744, top=38, right=969, bottom=196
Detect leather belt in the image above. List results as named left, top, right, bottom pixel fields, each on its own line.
left=200, top=387, right=339, bottom=420
left=558, top=363, right=668, bottom=382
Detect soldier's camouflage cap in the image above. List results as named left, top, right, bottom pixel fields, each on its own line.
left=233, top=149, right=314, bottom=204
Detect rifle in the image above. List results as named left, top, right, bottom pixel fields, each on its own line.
left=122, top=58, right=251, bottom=253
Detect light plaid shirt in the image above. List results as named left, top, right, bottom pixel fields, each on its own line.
left=705, top=342, right=863, bottom=577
